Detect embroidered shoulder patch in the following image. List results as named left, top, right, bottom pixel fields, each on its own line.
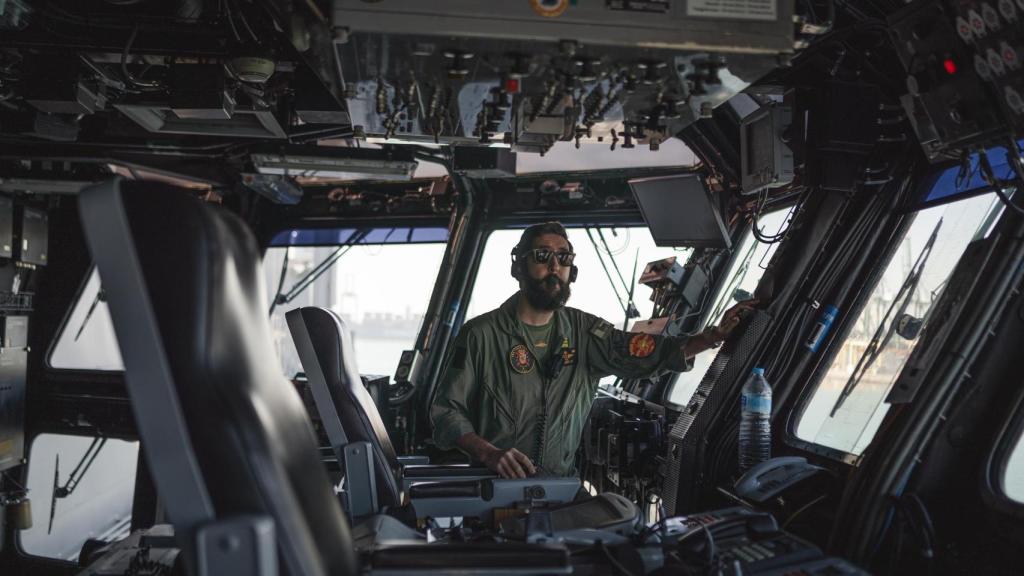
left=590, top=320, right=613, bottom=340
left=509, top=344, right=535, bottom=374
left=628, top=333, right=656, bottom=358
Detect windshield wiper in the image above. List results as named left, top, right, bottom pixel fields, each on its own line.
left=74, top=286, right=106, bottom=341
left=48, top=437, right=107, bottom=534
left=268, top=228, right=371, bottom=315
left=829, top=218, right=943, bottom=417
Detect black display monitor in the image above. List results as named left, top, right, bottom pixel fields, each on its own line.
left=628, top=173, right=732, bottom=249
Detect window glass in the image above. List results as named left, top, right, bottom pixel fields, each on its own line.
left=49, top=269, right=124, bottom=371
left=264, top=238, right=447, bottom=378
left=796, top=192, right=1003, bottom=456
left=516, top=138, right=697, bottom=174
left=666, top=208, right=791, bottom=406
left=20, top=434, right=138, bottom=561
left=465, top=226, right=691, bottom=386
left=268, top=226, right=449, bottom=247
left=1004, top=429, right=1024, bottom=503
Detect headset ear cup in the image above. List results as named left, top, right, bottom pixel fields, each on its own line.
left=570, top=265, right=578, bottom=283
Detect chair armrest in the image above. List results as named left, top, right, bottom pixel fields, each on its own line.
left=400, top=465, right=496, bottom=491
left=402, top=464, right=492, bottom=478
left=408, top=478, right=580, bottom=521
left=407, top=480, right=482, bottom=499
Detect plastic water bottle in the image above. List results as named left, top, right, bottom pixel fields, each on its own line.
left=738, top=367, right=772, bottom=473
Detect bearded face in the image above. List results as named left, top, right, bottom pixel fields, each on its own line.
left=519, top=232, right=574, bottom=311
left=523, top=271, right=571, bottom=311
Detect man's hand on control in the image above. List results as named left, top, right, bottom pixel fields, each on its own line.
left=482, top=446, right=537, bottom=479
left=708, top=299, right=760, bottom=342
left=456, top=432, right=537, bottom=479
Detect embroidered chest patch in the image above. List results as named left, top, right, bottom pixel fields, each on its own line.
left=628, top=333, right=657, bottom=358
left=561, top=347, right=577, bottom=366
left=509, top=344, right=535, bottom=374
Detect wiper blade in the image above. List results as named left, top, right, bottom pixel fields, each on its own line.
left=48, top=453, right=59, bottom=535
left=48, top=437, right=108, bottom=534
left=829, top=218, right=943, bottom=417
left=74, top=287, right=106, bottom=341
left=270, top=228, right=371, bottom=312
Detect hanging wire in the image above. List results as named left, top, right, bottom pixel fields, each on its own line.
left=1, top=470, right=27, bottom=493
left=230, top=0, right=260, bottom=43
left=121, top=24, right=162, bottom=90
left=585, top=227, right=628, bottom=314
left=976, top=141, right=1024, bottom=217
left=268, top=246, right=290, bottom=317
left=222, top=0, right=242, bottom=42
left=751, top=187, right=806, bottom=244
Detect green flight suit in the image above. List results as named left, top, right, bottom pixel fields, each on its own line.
left=430, top=292, right=693, bottom=476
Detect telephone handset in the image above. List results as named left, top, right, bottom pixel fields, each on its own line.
left=733, top=456, right=826, bottom=503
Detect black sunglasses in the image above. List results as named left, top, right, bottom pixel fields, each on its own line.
left=526, top=248, right=576, bottom=266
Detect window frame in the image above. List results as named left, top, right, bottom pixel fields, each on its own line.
left=783, top=190, right=1007, bottom=464
left=660, top=229, right=747, bottom=410
left=985, top=388, right=1024, bottom=516
left=44, top=265, right=125, bottom=375
left=781, top=207, right=920, bottom=466
left=15, top=431, right=141, bottom=563
left=262, top=228, right=452, bottom=379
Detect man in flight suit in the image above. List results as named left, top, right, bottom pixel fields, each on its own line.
left=430, top=222, right=754, bottom=478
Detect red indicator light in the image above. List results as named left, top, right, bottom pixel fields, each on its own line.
left=943, top=58, right=957, bottom=74
left=504, top=78, right=521, bottom=93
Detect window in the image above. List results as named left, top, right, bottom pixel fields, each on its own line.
left=19, top=434, right=139, bottom=561
left=465, top=226, right=691, bottom=382
left=1005, top=430, right=1024, bottom=504
left=49, top=268, right=124, bottom=371
left=796, top=192, right=1003, bottom=456
left=666, top=208, right=791, bottom=406
left=264, top=235, right=447, bottom=378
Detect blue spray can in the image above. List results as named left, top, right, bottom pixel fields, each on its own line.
left=805, top=304, right=838, bottom=352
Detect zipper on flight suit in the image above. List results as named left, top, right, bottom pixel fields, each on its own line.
left=533, top=375, right=548, bottom=470
left=534, top=341, right=568, bottom=472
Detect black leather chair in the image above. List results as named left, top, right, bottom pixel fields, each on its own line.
left=79, top=179, right=358, bottom=576
left=286, top=307, right=498, bottom=503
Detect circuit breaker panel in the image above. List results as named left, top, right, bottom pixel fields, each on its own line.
left=332, top=0, right=793, bottom=153
left=0, top=196, right=42, bottom=473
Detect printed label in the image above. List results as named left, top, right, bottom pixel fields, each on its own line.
left=741, top=393, right=771, bottom=414
left=687, top=0, right=776, bottom=21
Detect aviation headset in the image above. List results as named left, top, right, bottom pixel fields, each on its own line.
left=509, top=223, right=579, bottom=283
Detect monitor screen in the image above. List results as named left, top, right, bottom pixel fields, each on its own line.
left=629, top=174, right=732, bottom=249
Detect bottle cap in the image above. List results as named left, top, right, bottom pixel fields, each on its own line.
left=752, top=367, right=765, bottom=376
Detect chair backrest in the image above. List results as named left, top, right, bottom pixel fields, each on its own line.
left=286, top=306, right=402, bottom=510
left=79, top=178, right=356, bottom=576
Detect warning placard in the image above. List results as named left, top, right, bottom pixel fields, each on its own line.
left=687, top=0, right=777, bottom=21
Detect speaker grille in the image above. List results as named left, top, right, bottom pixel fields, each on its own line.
left=663, top=310, right=771, bottom=514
